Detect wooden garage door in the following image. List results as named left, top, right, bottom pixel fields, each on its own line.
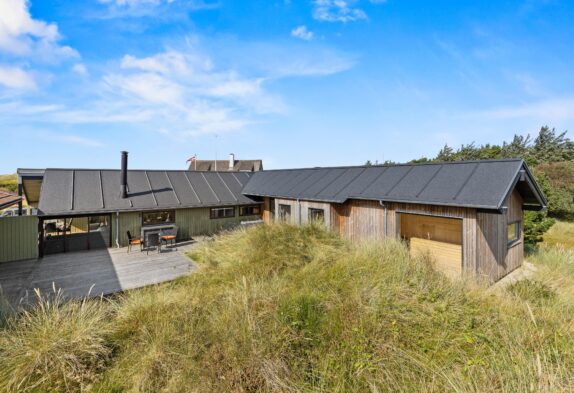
left=399, top=213, right=462, bottom=278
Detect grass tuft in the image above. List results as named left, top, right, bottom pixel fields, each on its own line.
left=0, top=289, right=112, bottom=392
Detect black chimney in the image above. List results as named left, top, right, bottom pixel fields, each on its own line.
left=120, top=151, right=128, bottom=199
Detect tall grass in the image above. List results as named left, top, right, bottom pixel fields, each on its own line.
left=0, top=289, right=112, bottom=392
left=1, top=223, right=573, bottom=392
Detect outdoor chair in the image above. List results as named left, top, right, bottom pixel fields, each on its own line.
left=127, top=231, right=143, bottom=253
left=159, top=227, right=178, bottom=252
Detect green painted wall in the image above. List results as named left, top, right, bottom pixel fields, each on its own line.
left=0, top=216, right=38, bottom=263
left=113, top=207, right=261, bottom=247
left=112, top=212, right=142, bottom=247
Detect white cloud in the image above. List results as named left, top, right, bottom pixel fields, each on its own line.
left=97, top=0, right=219, bottom=18
left=474, top=98, right=574, bottom=121
left=313, top=0, right=368, bottom=23
left=0, top=0, right=78, bottom=60
left=0, top=65, right=36, bottom=90
left=72, top=63, right=88, bottom=76
left=291, top=25, right=314, bottom=41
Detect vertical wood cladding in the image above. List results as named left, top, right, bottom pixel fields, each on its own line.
left=263, top=191, right=524, bottom=282
left=272, top=198, right=332, bottom=227
left=476, top=189, right=524, bottom=282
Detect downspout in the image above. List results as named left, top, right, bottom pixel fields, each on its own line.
left=115, top=211, right=120, bottom=248
left=379, top=201, right=387, bottom=239
left=297, top=199, right=301, bottom=225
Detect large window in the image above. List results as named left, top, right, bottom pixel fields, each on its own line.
left=239, top=205, right=261, bottom=216
left=308, top=208, right=325, bottom=222
left=142, top=210, right=176, bottom=226
left=278, top=204, right=291, bottom=222
left=210, top=207, right=235, bottom=219
left=507, top=221, right=521, bottom=246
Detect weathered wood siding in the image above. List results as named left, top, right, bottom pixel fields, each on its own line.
left=0, top=216, right=38, bottom=263
left=330, top=200, right=478, bottom=275
left=113, top=207, right=262, bottom=247
left=262, top=193, right=524, bottom=282
left=332, top=200, right=385, bottom=241
left=476, top=189, right=524, bottom=282
left=272, top=198, right=332, bottom=227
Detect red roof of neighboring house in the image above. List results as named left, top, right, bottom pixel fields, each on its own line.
left=0, top=189, right=21, bottom=209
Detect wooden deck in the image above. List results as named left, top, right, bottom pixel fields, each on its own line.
left=0, top=241, right=198, bottom=307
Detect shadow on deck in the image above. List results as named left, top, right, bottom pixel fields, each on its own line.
left=0, top=240, right=200, bottom=308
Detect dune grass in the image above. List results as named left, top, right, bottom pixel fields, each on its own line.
left=543, top=220, right=574, bottom=249
left=1, top=223, right=574, bottom=392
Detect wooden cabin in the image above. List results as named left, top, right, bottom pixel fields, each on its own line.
left=242, top=159, right=547, bottom=282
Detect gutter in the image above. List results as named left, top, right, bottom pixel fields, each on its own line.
left=115, top=211, right=120, bottom=248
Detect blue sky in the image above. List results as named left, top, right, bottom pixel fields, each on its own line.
left=1, top=0, right=573, bottom=173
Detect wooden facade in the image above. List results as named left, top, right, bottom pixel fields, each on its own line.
left=112, top=206, right=261, bottom=248
left=261, top=188, right=525, bottom=282
left=0, top=216, right=39, bottom=263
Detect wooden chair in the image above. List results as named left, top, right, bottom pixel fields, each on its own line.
left=127, top=231, right=143, bottom=253
left=159, top=227, right=178, bottom=252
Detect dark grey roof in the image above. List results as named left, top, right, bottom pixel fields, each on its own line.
left=38, top=169, right=259, bottom=216
left=242, top=159, right=547, bottom=210
left=0, top=190, right=21, bottom=209
left=189, top=160, right=263, bottom=172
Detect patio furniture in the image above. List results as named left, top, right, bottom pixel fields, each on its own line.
left=127, top=231, right=143, bottom=253
left=159, top=227, right=178, bottom=252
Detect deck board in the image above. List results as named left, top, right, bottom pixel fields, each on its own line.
left=0, top=241, right=198, bottom=307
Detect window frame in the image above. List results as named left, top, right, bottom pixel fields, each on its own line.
left=278, top=204, right=291, bottom=222
left=308, top=207, right=325, bottom=223
left=507, top=221, right=521, bottom=247
left=239, top=205, right=262, bottom=217
left=210, top=206, right=236, bottom=219
left=142, top=210, right=176, bottom=227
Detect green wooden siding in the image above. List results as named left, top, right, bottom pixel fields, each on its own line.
left=176, top=207, right=260, bottom=239
left=113, top=207, right=261, bottom=247
left=0, top=216, right=38, bottom=263
left=113, top=212, right=142, bottom=247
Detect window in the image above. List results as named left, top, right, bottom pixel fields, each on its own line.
left=142, top=210, right=176, bottom=226
left=239, top=205, right=261, bottom=216
left=507, top=221, right=520, bottom=246
left=210, top=207, right=235, bottom=219
left=308, top=208, right=325, bottom=222
left=278, top=204, right=291, bottom=222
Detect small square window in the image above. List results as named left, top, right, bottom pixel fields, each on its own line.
left=308, top=208, right=325, bottom=222
left=507, top=221, right=520, bottom=245
left=278, top=204, right=291, bottom=222
left=239, top=205, right=261, bottom=216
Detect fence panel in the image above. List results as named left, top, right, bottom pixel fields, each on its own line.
left=0, top=216, right=39, bottom=263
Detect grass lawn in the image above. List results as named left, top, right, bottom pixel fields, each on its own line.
left=1, top=224, right=573, bottom=392
left=0, top=174, right=17, bottom=194
left=543, top=220, right=574, bottom=249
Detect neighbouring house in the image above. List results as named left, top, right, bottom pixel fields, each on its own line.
left=0, top=189, right=22, bottom=211
left=188, top=153, right=263, bottom=172
left=15, top=152, right=262, bottom=258
left=241, top=159, right=547, bottom=282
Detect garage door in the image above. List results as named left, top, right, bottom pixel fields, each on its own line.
left=399, top=213, right=462, bottom=278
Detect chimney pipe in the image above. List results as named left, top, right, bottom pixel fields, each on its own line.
left=120, top=151, right=128, bottom=199
left=229, top=153, right=234, bottom=170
